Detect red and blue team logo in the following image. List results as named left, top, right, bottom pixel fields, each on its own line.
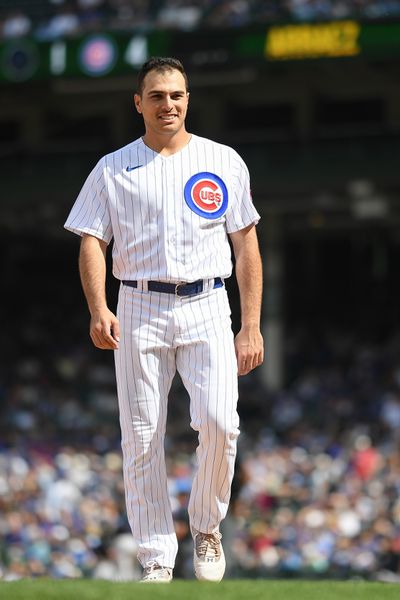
left=79, top=35, right=118, bottom=77
left=184, top=172, right=228, bottom=219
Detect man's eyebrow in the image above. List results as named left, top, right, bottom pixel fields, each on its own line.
left=147, top=89, right=186, bottom=95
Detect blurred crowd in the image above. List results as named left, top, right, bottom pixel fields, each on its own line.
left=1, top=0, right=400, bottom=41
left=1, top=306, right=400, bottom=580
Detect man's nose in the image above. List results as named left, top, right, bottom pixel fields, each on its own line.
left=163, top=95, right=174, bottom=110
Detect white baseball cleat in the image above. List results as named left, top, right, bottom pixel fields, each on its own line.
left=193, top=530, right=226, bottom=582
left=140, top=561, right=173, bottom=583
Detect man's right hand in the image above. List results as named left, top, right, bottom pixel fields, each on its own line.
left=90, top=308, right=120, bottom=350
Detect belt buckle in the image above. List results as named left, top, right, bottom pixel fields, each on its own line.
left=175, top=282, right=184, bottom=296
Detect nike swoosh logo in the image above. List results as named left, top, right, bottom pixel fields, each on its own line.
left=126, top=165, right=143, bottom=172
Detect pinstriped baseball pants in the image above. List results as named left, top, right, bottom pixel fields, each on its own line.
left=114, top=283, right=239, bottom=569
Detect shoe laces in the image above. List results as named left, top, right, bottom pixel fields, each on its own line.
left=143, top=560, right=160, bottom=575
left=143, top=561, right=171, bottom=577
left=196, top=532, right=222, bottom=560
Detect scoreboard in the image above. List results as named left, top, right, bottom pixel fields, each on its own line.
left=1, top=21, right=400, bottom=83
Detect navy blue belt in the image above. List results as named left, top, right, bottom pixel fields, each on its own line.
left=122, top=278, right=223, bottom=297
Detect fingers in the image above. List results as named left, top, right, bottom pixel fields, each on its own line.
left=111, top=319, right=120, bottom=344
left=237, top=349, right=264, bottom=376
left=235, top=330, right=264, bottom=376
left=90, top=326, right=117, bottom=349
left=90, top=314, right=120, bottom=350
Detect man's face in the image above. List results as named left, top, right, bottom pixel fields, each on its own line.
left=134, top=68, right=189, bottom=137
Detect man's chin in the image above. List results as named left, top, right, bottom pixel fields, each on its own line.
left=158, top=124, right=184, bottom=135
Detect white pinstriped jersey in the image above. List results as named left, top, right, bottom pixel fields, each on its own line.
left=64, top=134, right=260, bottom=282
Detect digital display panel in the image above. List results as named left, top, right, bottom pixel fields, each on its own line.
left=1, top=22, right=399, bottom=84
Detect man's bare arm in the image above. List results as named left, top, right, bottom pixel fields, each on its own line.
left=229, top=225, right=264, bottom=375
left=79, top=234, right=120, bottom=350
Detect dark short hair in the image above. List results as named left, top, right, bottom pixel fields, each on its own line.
left=136, top=57, right=189, bottom=95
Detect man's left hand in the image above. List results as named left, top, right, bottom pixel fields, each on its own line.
left=234, top=326, right=264, bottom=376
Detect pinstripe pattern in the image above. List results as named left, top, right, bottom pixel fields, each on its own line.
left=64, top=133, right=259, bottom=571
left=175, top=288, right=239, bottom=534
left=115, top=284, right=238, bottom=568
left=115, top=285, right=177, bottom=568
left=64, top=135, right=260, bottom=282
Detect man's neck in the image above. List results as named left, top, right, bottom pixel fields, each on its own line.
left=142, top=129, right=192, bottom=156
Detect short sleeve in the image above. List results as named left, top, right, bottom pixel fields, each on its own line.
left=224, top=151, right=260, bottom=234
left=64, top=157, right=113, bottom=244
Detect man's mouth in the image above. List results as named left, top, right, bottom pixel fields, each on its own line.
left=159, top=114, right=177, bottom=122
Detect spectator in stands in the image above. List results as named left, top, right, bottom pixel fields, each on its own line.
left=107, top=0, right=152, bottom=31
left=2, top=0, right=400, bottom=42
left=1, top=10, right=32, bottom=39
left=1, top=322, right=400, bottom=580
left=35, top=3, right=80, bottom=41
left=156, top=0, right=203, bottom=30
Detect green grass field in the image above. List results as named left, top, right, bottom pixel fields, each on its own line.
left=1, top=579, right=399, bottom=600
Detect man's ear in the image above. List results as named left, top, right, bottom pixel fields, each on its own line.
left=134, top=93, right=142, bottom=114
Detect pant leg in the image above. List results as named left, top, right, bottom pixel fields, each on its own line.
left=175, top=287, right=239, bottom=534
left=114, top=286, right=178, bottom=568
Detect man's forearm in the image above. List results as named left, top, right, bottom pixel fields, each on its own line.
left=234, top=229, right=263, bottom=328
left=78, top=234, right=119, bottom=350
left=230, top=225, right=264, bottom=375
left=79, top=234, right=108, bottom=315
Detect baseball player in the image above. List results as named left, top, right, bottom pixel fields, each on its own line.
left=64, top=57, right=263, bottom=582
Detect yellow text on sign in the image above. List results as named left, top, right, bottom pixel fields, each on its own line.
left=266, top=21, right=361, bottom=60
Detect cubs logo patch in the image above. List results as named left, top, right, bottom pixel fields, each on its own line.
left=184, top=172, right=228, bottom=219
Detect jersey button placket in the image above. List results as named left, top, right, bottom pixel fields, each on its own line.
left=165, top=159, right=180, bottom=279
left=160, top=159, right=171, bottom=280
